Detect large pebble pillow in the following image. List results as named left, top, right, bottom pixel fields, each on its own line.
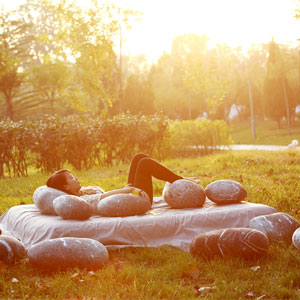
left=0, top=235, right=27, bottom=264
left=28, top=237, right=109, bottom=271
left=205, top=180, right=247, bottom=204
left=53, top=195, right=93, bottom=220
left=97, top=193, right=151, bottom=217
left=162, top=179, right=206, bottom=208
left=190, top=228, right=269, bottom=259
left=249, top=212, right=300, bottom=241
left=33, top=185, right=67, bottom=215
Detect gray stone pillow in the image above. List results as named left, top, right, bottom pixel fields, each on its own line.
left=190, top=228, right=269, bottom=259
left=33, top=185, right=67, bottom=215
left=249, top=212, right=300, bottom=241
left=205, top=180, right=247, bottom=204
left=53, top=195, right=93, bottom=220
left=97, top=193, right=151, bottom=217
left=28, top=237, right=109, bottom=271
left=162, top=179, right=206, bottom=209
left=0, top=235, right=27, bottom=264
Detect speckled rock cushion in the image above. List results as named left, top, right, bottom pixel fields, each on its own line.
left=28, top=237, right=109, bottom=271
left=53, top=195, right=93, bottom=220
left=205, top=180, right=247, bottom=204
left=292, top=228, right=300, bottom=250
left=162, top=179, right=206, bottom=208
left=0, top=235, right=26, bottom=264
left=97, top=193, right=151, bottom=217
left=190, top=228, right=269, bottom=259
left=249, top=212, right=300, bottom=241
left=33, top=185, right=67, bottom=215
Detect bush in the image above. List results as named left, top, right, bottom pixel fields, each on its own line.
left=0, top=113, right=170, bottom=177
left=168, top=119, right=231, bottom=157
left=0, top=115, right=231, bottom=177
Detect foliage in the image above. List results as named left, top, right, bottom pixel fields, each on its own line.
left=0, top=113, right=171, bottom=176
left=0, top=114, right=232, bottom=177
left=264, top=39, right=297, bottom=129
left=169, top=119, right=231, bottom=156
left=123, top=74, right=155, bottom=115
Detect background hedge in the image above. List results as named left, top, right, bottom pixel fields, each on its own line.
left=0, top=114, right=231, bottom=178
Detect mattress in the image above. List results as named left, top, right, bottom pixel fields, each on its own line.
left=0, top=197, right=277, bottom=251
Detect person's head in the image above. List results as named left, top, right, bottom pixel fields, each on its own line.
left=46, top=169, right=81, bottom=195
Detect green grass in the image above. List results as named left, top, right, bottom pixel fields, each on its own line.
left=230, top=119, right=300, bottom=145
left=2, top=151, right=300, bottom=299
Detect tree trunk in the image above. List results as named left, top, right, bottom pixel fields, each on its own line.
left=282, top=79, right=290, bottom=135
left=4, top=95, right=14, bottom=120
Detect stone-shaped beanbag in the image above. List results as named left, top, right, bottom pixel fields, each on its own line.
left=205, top=180, right=247, bottom=204
left=28, top=237, right=108, bottom=271
left=97, top=194, right=151, bottom=217
left=292, top=228, right=300, bottom=250
left=53, top=195, right=93, bottom=220
left=0, top=235, right=26, bottom=264
left=162, top=179, right=206, bottom=208
left=190, top=228, right=269, bottom=259
left=33, top=185, right=67, bottom=215
left=249, top=212, right=300, bottom=241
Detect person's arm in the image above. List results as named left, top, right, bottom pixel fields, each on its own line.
left=100, top=186, right=143, bottom=200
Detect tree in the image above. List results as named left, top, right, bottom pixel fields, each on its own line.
left=264, top=39, right=296, bottom=129
left=0, top=48, right=23, bottom=120
left=123, top=74, right=155, bottom=115
left=0, top=9, right=33, bottom=120
left=29, top=60, right=70, bottom=114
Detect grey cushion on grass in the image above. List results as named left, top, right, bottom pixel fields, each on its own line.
left=292, top=228, right=300, bottom=250
left=190, top=228, right=269, bottom=259
left=162, top=179, right=206, bottom=209
left=97, top=193, right=151, bottom=217
left=0, top=235, right=26, bottom=264
left=205, top=179, right=247, bottom=204
left=53, top=195, right=93, bottom=220
left=249, top=212, right=300, bottom=241
left=33, top=185, right=67, bottom=215
left=28, top=237, right=109, bottom=271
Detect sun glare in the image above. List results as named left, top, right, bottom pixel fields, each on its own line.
left=120, top=0, right=300, bottom=60
left=2, top=0, right=300, bottom=61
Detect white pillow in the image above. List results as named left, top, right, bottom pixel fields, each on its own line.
left=97, top=193, right=151, bottom=217
left=33, top=185, right=67, bottom=215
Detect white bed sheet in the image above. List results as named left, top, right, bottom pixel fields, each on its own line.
left=0, top=197, right=277, bottom=251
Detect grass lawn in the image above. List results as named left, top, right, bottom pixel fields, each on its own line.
left=1, top=150, right=300, bottom=299
left=230, top=119, right=300, bottom=145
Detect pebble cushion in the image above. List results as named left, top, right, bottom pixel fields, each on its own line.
left=190, top=227, right=269, bottom=259
left=292, top=228, right=300, bottom=250
left=97, top=193, right=151, bottom=217
left=28, top=237, right=109, bottom=271
left=162, top=179, right=206, bottom=208
left=249, top=212, right=300, bottom=241
left=0, top=235, right=26, bottom=264
left=205, top=180, right=247, bottom=204
left=33, top=185, right=67, bottom=215
left=53, top=195, right=93, bottom=220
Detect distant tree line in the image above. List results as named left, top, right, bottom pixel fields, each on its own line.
left=1, top=0, right=300, bottom=129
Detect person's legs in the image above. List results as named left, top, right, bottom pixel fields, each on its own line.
left=127, top=153, right=149, bottom=185
left=133, top=157, right=183, bottom=204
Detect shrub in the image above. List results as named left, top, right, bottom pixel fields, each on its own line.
left=168, top=119, right=231, bottom=157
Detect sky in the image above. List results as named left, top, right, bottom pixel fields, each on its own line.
left=2, top=0, right=300, bottom=61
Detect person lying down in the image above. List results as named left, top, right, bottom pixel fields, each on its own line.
left=47, top=153, right=199, bottom=207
